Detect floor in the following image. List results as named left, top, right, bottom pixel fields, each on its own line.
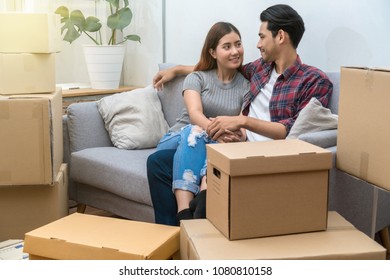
left=68, top=201, right=390, bottom=260
left=68, top=200, right=119, bottom=218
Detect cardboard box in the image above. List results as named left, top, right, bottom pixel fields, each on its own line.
left=0, top=53, right=56, bottom=95
left=180, top=212, right=387, bottom=260
left=337, top=67, right=390, bottom=191
left=0, top=89, right=63, bottom=185
left=0, top=12, right=61, bottom=53
left=23, top=213, right=180, bottom=260
left=206, top=139, right=332, bottom=240
left=0, top=164, right=68, bottom=241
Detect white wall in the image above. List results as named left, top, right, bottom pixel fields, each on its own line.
left=4, top=0, right=388, bottom=86
left=0, top=0, right=163, bottom=87
left=165, top=0, right=390, bottom=72
left=50, top=0, right=163, bottom=87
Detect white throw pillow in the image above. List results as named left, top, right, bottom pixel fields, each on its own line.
left=97, top=85, right=169, bottom=149
left=287, top=97, right=338, bottom=139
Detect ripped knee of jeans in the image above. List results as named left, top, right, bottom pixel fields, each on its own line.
left=182, top=169, right=197, bottom=183
left=187, top=125, right=206, bottom=147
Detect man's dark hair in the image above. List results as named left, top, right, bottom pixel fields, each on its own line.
left=260, top=4, right=305, bottom=49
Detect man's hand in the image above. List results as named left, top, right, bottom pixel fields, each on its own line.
left=152, top=68, right=177, bottom=91
left=215, top=129, right=245, bottom=143
left=207, top=116, right=243, bottom=140
left=153, top=65, right=194, bottom=91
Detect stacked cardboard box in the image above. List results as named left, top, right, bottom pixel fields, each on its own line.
left=188, top=139, right=387, bottom=259
left=337, top=67, right=390, bottom=192
left=180, top=212, right=386, bottom=260
left=0, top=12, right=67, bottom=241
left=206, top=139, right=332, bottom=240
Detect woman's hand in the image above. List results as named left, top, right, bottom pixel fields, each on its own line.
left=207, top=116, right=244, bottom=140
left=215, top=129, right=246, bottom=143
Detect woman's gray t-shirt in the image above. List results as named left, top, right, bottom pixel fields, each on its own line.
left=170, top=69, right=250, bottom=132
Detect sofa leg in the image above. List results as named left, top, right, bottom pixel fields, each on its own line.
left=77, top=203, right=86, bottom=213
left=379, top=227, right=390, bottom=253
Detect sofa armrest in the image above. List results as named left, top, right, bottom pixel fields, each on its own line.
left=67, top=101, right=113, bottom=153
left=63, top=115, right=71, bottom=164
left=298, top=129, right=337, bottom=149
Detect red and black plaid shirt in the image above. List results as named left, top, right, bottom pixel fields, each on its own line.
left=241, top=56, right=333, bottom=134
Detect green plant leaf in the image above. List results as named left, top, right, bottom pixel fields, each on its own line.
left=55, top=6, right=69, bottom=18
left=55, top=9, right=84, bottom=43
left=107, top=7, right=132, bottom=31
left=124, top=35, right=141, bottom=43
left=62, top=23, right=81, bottom=43
left=69, top=10, right=86, bottom=29
left=84, top=16, right=102, bottom=32
left=106, top=0, right=129, bottom=9
left=55, top=1, right=139, bottom=45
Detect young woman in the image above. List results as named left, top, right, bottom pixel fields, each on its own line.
left=149, top=22, right=250, bottom=225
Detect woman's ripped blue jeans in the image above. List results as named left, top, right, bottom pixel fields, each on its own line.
left=171, top=124, right=216, bottom=195
left=156, top=124, right=216, bottom=195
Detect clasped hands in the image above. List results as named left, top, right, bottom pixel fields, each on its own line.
left=207, top=116, right=246, bottom=143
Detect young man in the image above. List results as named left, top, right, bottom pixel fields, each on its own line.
left=148, top=4, right=333, bottom=226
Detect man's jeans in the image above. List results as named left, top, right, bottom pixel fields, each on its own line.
left=147, top=149, right=177, bottom=226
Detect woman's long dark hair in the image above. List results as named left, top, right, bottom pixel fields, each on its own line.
left=194, top=22, right=241, bottom=71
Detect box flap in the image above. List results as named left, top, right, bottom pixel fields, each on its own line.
left=341, top=66, right=390, bottom=72
left=207, top=139, right=332, bottom=176
left=24, top=213, right=180, bottom=260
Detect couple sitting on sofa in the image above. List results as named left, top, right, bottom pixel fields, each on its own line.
left=147, top=4, right=333, bottom=226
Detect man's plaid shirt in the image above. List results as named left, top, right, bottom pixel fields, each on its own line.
left=241, top=56, right=333, bottom=134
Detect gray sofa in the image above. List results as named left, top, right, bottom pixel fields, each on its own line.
left=63, top=64, right=389, bottom=250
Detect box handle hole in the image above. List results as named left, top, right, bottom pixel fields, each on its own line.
left=213, top=168, right=221, bottom=179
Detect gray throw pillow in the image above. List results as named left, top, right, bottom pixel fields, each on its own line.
left=97, top=85, right=169, bottom=149
left=287, top=97, right=338, bottom=139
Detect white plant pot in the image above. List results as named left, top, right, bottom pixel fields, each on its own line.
left=83, top=44, right=126, bottom=90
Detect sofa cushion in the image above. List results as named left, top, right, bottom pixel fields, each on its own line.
left=71, top=147, right=155, bottom=206
left=326, top=72, right=340, bottom=114
left=157, top=63, right=186, bottom=128
left=287, top=97, right=338, bottom=139
left=97, top=85, right=169, bottom=149
left=67, top=102, right=113, bottom=153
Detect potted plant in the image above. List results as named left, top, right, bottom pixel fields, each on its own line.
left=55, top=0, right=141, bottom=89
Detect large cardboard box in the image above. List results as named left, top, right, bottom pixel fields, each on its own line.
left=0, top=13, right=61, bottom=53
left=0, top=164, right=68, bottom=241
left=206, top=139, right=332, bottom=240
left=0, top=89, right=63, bottom=186
left=23, top=213, right=180, bottom=260
left=180, top=212, right=386, bottom=260
left=0, top=53, right=56, bottom=95
left=337, top=67, right=390, bottom=191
